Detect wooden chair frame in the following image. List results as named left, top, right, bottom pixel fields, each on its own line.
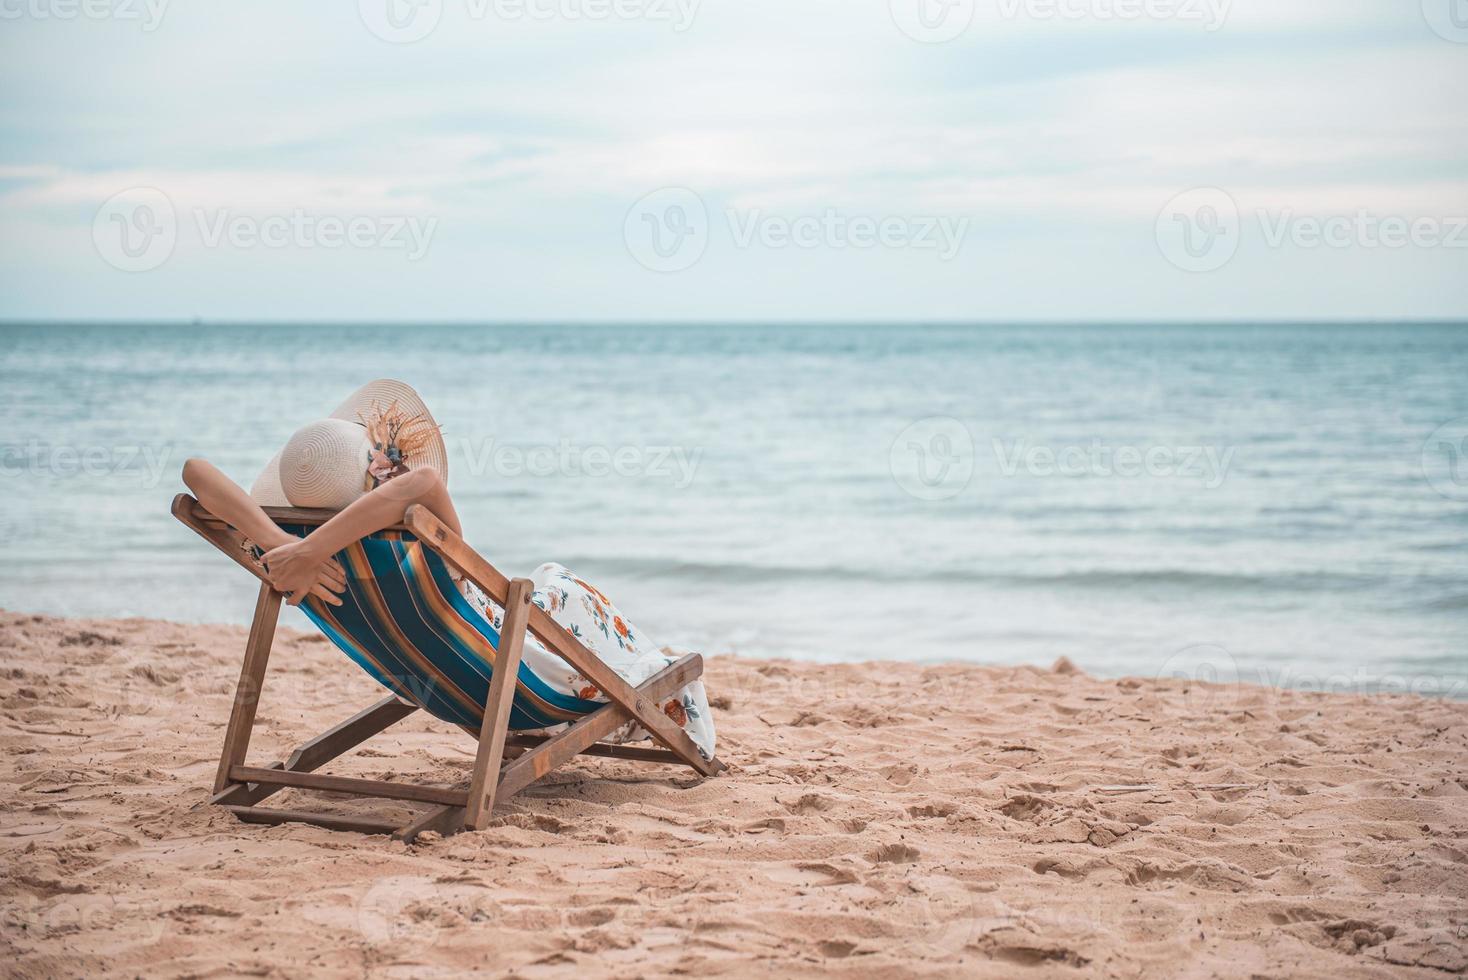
left=171, top=493, right=723, bottom=841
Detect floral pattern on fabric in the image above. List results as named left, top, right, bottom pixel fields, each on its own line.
left=456, top=562, right=716, bottom=760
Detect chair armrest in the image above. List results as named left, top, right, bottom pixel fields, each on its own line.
left=171, top=494, right=411, bottom=533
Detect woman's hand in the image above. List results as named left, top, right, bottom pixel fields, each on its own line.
left=260, top=538, right=347, bottom=606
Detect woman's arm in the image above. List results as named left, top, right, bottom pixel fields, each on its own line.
left=259, top=465, right=461, bottom=606
left=181, top=457, right=346, bottom=605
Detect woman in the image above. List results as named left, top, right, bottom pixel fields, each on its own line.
left=181, top=379, right=715, bottom=760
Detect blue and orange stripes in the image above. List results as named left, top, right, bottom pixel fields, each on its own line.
left=281, top=526, right=601, bottom=731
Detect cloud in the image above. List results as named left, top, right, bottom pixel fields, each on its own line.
left=0, top=0, right=1464, bottom=319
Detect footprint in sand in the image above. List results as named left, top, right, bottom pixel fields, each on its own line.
left=906, top=801, right=958, bottom=818
left=818, top=939, right=858, bottom=958
left=990, top=943, right=1091, bottom=968
left=59, top=631, right=120, bottom=648
left=1032, top=857, right=1093, bottom=879
left=741, top=817, right=785, bottom=834
left=997, top=794, right=1053, bottom=823
left=780, top=793, right=834, bottom=815
left=878, top=764, right=919, bottom=786
left=869, top=842, right=921, bottom=864
left=766, top=862, right=861, bottom=887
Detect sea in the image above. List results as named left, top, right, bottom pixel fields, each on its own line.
left=2, top=322, right=1465, bottom=698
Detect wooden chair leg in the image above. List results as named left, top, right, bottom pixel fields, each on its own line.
left=393, top=803, right=466, bottom=842
left=223, top=805, right=404, bottom=836
left=211, top=695, right=417, bottom=808
left=463, top=578, right=533, bottom=830
left=213, top=582, right=282, bottom=792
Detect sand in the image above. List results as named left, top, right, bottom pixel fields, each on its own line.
left=1, top=610, right=1465, bottom=978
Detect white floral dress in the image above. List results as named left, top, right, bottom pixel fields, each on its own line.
left=457, top=562, right=716, bottom=761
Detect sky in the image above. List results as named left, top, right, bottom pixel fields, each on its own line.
left=0, top=0, right=1465, bottom=322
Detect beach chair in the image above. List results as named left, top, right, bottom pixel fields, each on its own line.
left=171, top=493, right=724, bottom=841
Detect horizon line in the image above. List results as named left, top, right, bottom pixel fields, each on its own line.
left=3, top=318, right=1467, bottom=329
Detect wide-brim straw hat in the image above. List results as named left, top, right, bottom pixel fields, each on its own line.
left=250, top=379, right=447, bottom=508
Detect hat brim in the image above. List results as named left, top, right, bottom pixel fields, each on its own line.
left=250, top=379, right=447, bottom=508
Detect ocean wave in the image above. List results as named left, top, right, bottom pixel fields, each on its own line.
left=557, top=556, right=1382, bottom=593
left=1419, top=593, right=1468, bottom=612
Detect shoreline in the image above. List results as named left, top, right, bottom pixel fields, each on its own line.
left=2, top=610, right=1465, bottom=976
left=4, top=603, right=1462, bottom=706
